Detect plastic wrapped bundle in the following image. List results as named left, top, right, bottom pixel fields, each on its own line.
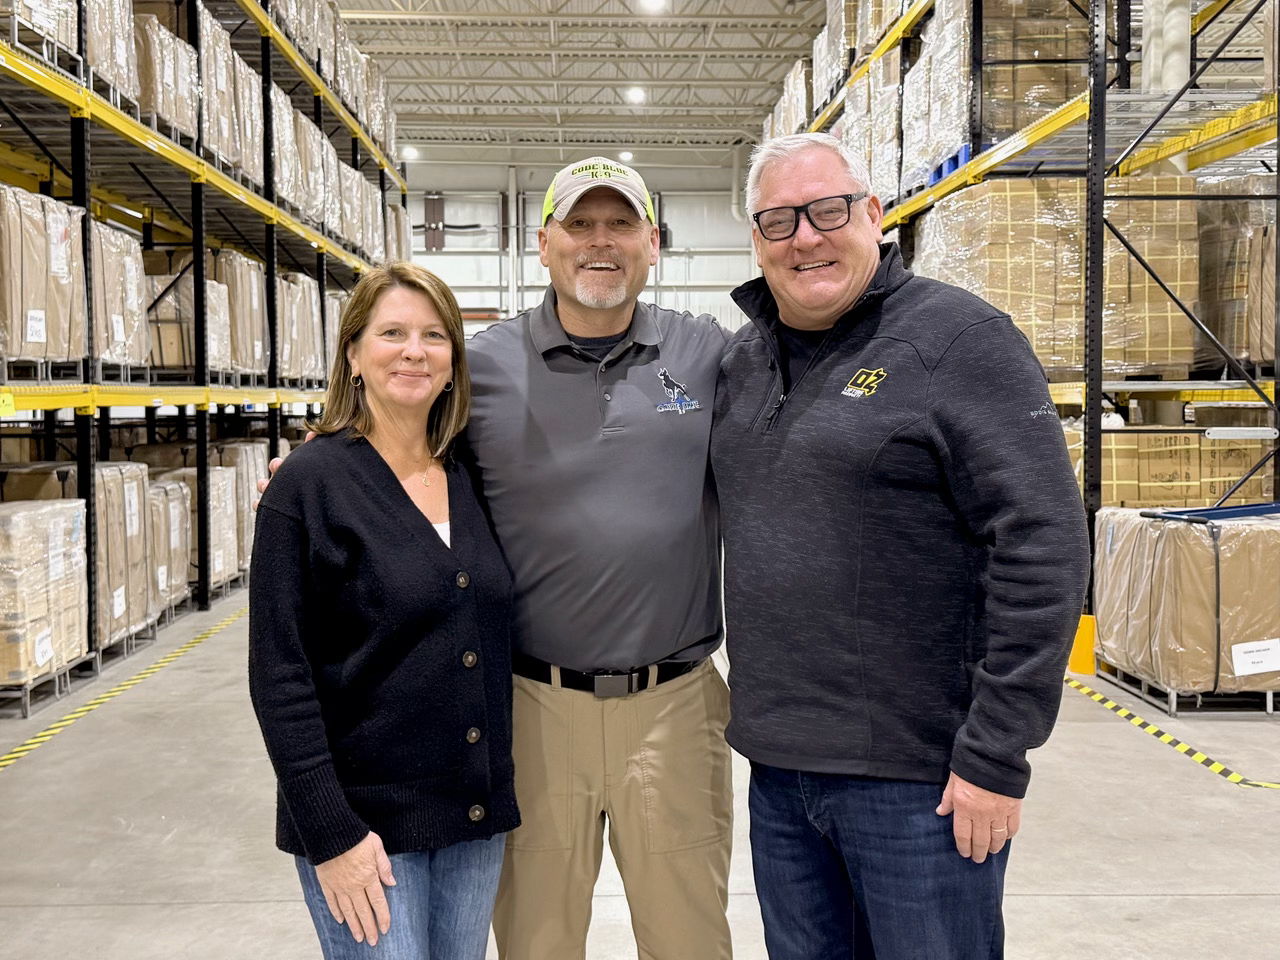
left=1094, top=507, right=1280, bottom=694
left=384, top=111, right=398, bottom=165
left=86, top=0, right=140, bottom=101
left=134, top=15, right=195, bottom=137
left=387, top=204, right=412, bottom=262
left=337, top=162, right=364, bottom=248
left=316, top=0, right=337, bottom=80
left=365, top=59, right=388, bottom=151
left=157, top=466, right=239, bottom=587
left=868, top=51, right=902, bottom=206
left=840, top=74, right=872, bottom=186
left=216, top=442, right=269, bottom=570
left=811, top=26, right=836, bottom=113
left=272, top=86, right=302, bottom=209
left=234, top=54, right=265, bottom=187
left=213, top=250, right=268, bottom=375
left=282, top=272, right=324, bottom=379
left=324, top=290, right=348, bottom=377
left=982, top=13, right=1088, bottom=143
left=91, top=220, right=148, bottom=367
left=6, top=0, right=78, bottom=49
left=143, top=273, right=231, bottom=373
left=294, top=111, right=328, bottom=225
left=898, top=51, right=932, bottom=192
left=923, top=4, right=972, bottom=181
left=1196, top=175, right=1276, bottom=369
left=152, top=480, right=191, bottom=606
left=777, top=59, right=811, bottom=137
left=321, top=137, right=342, bottom=237
left=856, top=0, right=902, bottom=55
left=828, top=0, right=855, bottom=57
left=0, top=500, right=87, bottom=684
left=197, top=7, right=239, bottom=167
left=362, top=179, right=386, bottom=263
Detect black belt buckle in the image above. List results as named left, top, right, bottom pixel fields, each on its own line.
left=591, top=671, right=639, bottom=699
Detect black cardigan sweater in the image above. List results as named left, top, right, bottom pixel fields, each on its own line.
left=249, top=430, right=518, bottom=865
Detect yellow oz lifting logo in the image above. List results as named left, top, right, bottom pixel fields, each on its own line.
left=842, top=367, right=887, bottom=399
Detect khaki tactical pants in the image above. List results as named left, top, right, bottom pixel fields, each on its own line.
left=493, top=659, right=734, bottom=960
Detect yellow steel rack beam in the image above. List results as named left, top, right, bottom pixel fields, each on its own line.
left=1117, top=94, right=1276, bottom=176
left=810, top=0, right=936, bottom=134
left=229, top=0, right=407, bottom=195
left=0, top=385, right=328, bottom=414
left=1191, top=0, right=1236, bottom=34
left=882, top=93, right=1090, bottom=229
left=1048, top=381, right=1276, bottom=404
left=0, top=39, right=370, bottom=272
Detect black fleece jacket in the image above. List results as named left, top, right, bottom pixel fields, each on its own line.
left=710, top=244, right=1089, bottom=798
left=249, top=431, right=518, bottom=864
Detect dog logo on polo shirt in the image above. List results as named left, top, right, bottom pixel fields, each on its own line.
left=655, top=367, right=702, bottom=415
left=841, top=367, right=887, bottom=399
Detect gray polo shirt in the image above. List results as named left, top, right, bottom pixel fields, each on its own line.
left=464, top=287, right=727, bottom=672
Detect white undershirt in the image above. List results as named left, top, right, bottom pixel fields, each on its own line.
left=433, top=520, right=451, bottom=548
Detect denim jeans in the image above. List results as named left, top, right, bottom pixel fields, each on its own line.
left=296, top=834, right=506, bottom=959
left=749, top=762, right=1007, bottom=960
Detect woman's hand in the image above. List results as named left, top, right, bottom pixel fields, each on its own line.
left=314, top=831, right=397, bottom=945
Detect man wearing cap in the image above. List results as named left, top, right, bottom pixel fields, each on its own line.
left=710, top=133, right=1089, bottom=957
left=466, top=158, right=732, bottom=960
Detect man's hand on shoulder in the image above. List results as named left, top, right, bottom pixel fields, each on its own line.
left=935, top=771, right=1022, bottom=864
left=253, top=431, right=317, bottom=510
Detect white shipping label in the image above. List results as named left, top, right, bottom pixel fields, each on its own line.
left=157, top=565, right=168, bottom=593
left=124, top=484, right=140, bottom=538
left=111, top=313, right=126, bottom=343
left=251, top=284, right=260, bottom=310
left=1231, top=638, right=1280, bottom=678
left=34, top=629, right=54, bottom=668
left=48, top=539, right=65, bottom=581
left=254, top=340, right=263, bottom=363
left=112, top=586, right=126, bottom=619
left=213, top=549, right=224, bottom=575
left=25, top=309, right=46, bottom=344
left=169, top=501, right=182, bottom=549
left=47, top=205, right=70, bottom=279
left=124, top=259, right=141, bottom=313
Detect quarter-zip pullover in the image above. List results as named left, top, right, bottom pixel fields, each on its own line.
left=710, top=244, right=1090, bottom=799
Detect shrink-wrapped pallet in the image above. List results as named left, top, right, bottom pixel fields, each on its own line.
left=216, top=442, right=269, bottom=571
left=384, top=110, right=398, bottom=165
left=157, top=466, right=239, bottom=587
left=337, top=162, right=363, bottom=249
left=234, top=54, right=265, bottom=187
left=840, top=73, right=872, bottom=183
left=91, top=220, right=148, bottom=367
left=214, top=250, right=268, bottom=375
left=362, top=180, right=386, bottom=263
left=856, top=0, right=902, bottom=55
left=365, top=58, right=388, bottom=152
left=777, top=59, right=811, bottom=137
left=868, top=51, right=902, bottom=206
left=914, top=177, right=1198, bottom=376
left=811, top=25, right=838, bottom=114
left=982, top=13, right=1088, bottom=143
left=0, top=500, right=87, bottom=684
left=87, top=0, right=140, bottom=101
left=1094, top=507, right=1280, bottom=694
left=7, top=0, right=78, bottom=50
left=278, top=271, right=323, bottom=380
left=195, top=8, right=239, bottom=166
left=316, top=0, right=337, bottom=80
left=134, top=15, right=198, bottom=140
left=152, top=480, right=191, bottom=606
left=324, top=290, right=347, bottom=378
left=145, top=484, right=168, bottom=623
left=294, top=111, right=328, bottom=225
left=272, top=86, right=303, bottom=209
left=1197, top=176, right=1276, bottom=369
left=899, top=52, right=933, bottom=192
left=144, top=274, right=232, bottom=372
left=321, top=138, right=342, bottom=238
left=385, top=204, right=413, bottom=262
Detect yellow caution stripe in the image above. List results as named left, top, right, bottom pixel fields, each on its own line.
left=0, top=608, right=247, bottom=773
left=1065, top=679, right=1280, bottom=790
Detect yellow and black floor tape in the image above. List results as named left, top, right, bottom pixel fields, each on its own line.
left=1066, top=678, right=1280, bottom=790
left=0, top=607, right=247, bottom=774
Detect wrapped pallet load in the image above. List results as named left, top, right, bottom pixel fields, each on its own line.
left=272, top=85, right=303, bottom=209
left=7, top=0, right=79, bottom=49
left=133, top=14, right=198, bottom=140
left=87, top=0, right=140, bottom=101
left=216, top=442, right=269, bottom=571
left=214, top=250, right=269, bottom=376
left=145, top=272, right=233, bottom=373
left=868, top=50, right=903, bottom=206
left=233, top=53, right=265, bottom=186
left=157, top=466, right=239, bottom=587
left=199, top=7, right=239, bottom=166
left=294, top=110, right=328, bottom=226
left=1094, top=506, right=1280, bottom=695
left=0, top=500, right=88, bottom=685
left=91, top=219, right=149, bottom=368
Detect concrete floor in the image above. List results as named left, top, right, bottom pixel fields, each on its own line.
left=1, top=592, right=1278, bottom=960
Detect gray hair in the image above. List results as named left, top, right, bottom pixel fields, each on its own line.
left=745, top=133, right=872, bottom=216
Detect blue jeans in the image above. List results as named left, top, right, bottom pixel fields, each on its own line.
left=296, top=834, right=505, bottom=959
left=749, top=762, right=1007, bottom=960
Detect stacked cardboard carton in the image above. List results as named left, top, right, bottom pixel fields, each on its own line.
left=6, top=0, right=78, bottom=49
left=770, top=59, right=812, bottom=139
left=0, top=185, right=87, bottom=364
left=148, top=480, right=191, bottom=611
left=217, top=443, right=270, bottom=572
left=0, top=501, right=87, bottom=685
left=1196, top=176, right=1276, bottom=369
left=234, top=54, right=266, bottom=187
left=914, top=177, right=1198, bottom=376
left=295, top=111, right=330, bottom=226
left=386, top=204, right=413, bottom=263
left=154, top=466, right=238, bottom=587
left=87, top=0, right=140, bottom=101
left=133, top=15, right=198, bottom=139
left=1094, top=507, right=1280, bottom=694
left=857, top=0, right=902, bottom=55
left=145, top=273, right=233, bottom=372
left=273, top=85, right=303, bottom=210
left=841, top=70, right=872, bottom=180
left=900, top=0, right=971, bottom=192
left=91, top=220, right=149, bottom=367
left=278, top=273, right=325, bottom=380
left=214, top=251, right=269, bottom=376
left=869, top=51, right=903, bottom=205
left=982, top=10, right=1088, bottom=142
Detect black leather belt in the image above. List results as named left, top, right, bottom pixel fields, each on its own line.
left=512, top=651, right=702, bottom=699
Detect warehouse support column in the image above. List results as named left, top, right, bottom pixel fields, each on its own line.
left=1142, top=0, right=1191, bottom=172
left=1083, top=0, right=1108, bottom=579
left=73, top=0, right=97, bottom=650
left=189, top=0, right=210, bottom=610
left=1274, top=2, right=1279, bottom=502
left=264, top=25, right=280, bottom=462
left=507, top=165, right=519, bottom=318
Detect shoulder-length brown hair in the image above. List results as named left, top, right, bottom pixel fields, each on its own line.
left=310, top=261, right=471, bottom=458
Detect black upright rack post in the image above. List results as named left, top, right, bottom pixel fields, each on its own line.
left=1082, top=0, right=1108, bottom=578
left=263, top=18, right=280, bottom=462
left=379, top=167, right=389, bottom=261
left=314, top=92, right=328, bottom=383
left=1115, top=0, right=1132, bottom=89
left=189, top=0, right=210, bottom=610
left=968, top=0, right=984, bottom=157
left=73, top=0, right=97, bottom=652
left=1274, top=1, right=1279, bottom=503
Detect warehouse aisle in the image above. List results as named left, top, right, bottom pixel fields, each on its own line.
left=1, top=596, right=1277, bottom=960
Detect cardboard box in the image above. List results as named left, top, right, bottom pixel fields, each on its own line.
left=233, top=53, right=264, bottom=186
left=7, top=0, right=78, bottom=49
left=1201, top=438, right=1274, bottom=504
left=213, top=251, right=268, bottom=375
left=154, top=480, right=191, bottom=605
left=156, top=467, right=238, bottom=586
left=91, top=220, right=148, bottom=367
left=216, top=442, right=268, bottom=570
left=1137, top=431, right=1200, bottom=502
left=87, top=0, right=140, bottom=101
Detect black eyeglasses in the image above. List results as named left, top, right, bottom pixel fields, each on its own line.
left=752, top=193, right=868, bottom=241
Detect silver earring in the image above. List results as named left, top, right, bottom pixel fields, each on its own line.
left=350, top=374, right=363, bottom=387
left=443, top=380, right=454, bottom=392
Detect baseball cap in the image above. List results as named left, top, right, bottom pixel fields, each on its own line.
left=542, top=157, right=656, bottom=225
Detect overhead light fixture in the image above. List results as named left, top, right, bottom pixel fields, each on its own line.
left=401, top=145, right=420, bottom=160
left=638, top=0, right=666, bottom=11
left=624, top=87, right=646, bottom=105
left=619, top=151, right=634, bottom=163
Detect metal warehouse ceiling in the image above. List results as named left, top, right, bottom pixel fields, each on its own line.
left=338, top=0, right=825, bottom=169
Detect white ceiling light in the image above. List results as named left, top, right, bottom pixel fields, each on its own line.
left=401, top=145, right=420, bottom=160
left=624, top=87, right=646, bottom=105
left=638, top=0, right=666, bottom=11
left=619, top=151, right=634, bottom=163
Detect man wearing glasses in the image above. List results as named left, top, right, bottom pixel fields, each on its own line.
left=711, top=132, right=1089, bottom=958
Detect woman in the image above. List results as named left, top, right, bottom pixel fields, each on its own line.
left=249, top=262, right=517, bottom=958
